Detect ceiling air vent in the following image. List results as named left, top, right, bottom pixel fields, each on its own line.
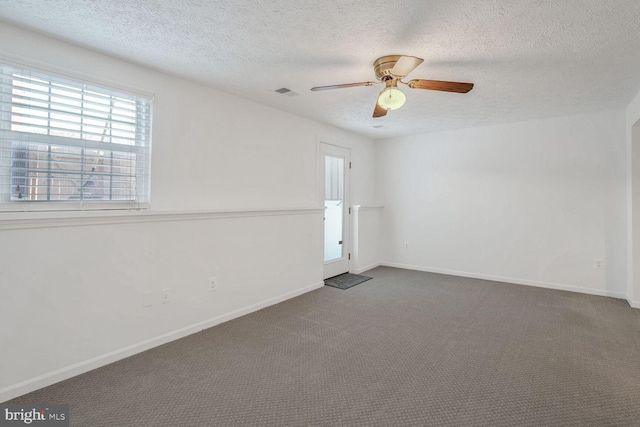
left=275, top=87, right=299, bottom=97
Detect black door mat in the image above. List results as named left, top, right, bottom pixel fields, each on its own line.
left=324, top=273, right=372, bottom=290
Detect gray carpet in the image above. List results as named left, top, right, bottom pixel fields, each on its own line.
left=7, top=267, right=640, bottom=426
left=324, top=272, right=372, bottom=289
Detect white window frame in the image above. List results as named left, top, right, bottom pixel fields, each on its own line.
left=0, top=60, right=153, bottom=212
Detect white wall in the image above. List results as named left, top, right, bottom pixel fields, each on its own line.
left=352, top=206, right=382, bottom=274
left=377, top=111, right=628, bottom=299
left=0, top=24, right=377, bottom=401
left=626, top=88, right=640, bottom=308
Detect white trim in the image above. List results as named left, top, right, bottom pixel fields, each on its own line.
left=352, top=205, right=360, bottom=268
left=0, top=207, right=323, bottom=231
left=0, top=281, right=324, bottom=403
left=629, top=300, right=640, bottom=309
left=352, top=263, right=381, bottom=275
left=315, top=135, right=322, bottom=209
left=381, top=262, right=629, bottom=300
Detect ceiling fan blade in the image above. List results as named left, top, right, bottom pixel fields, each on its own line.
left=373, top=102, right=387, bottom=118
left=311, top=81, right=378, bottom=91
left=391, top=56, right=424, bottom=77
left=407, top=79, right=474, bottom=93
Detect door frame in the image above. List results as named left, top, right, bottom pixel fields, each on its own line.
left=320, top=142, right=351, bottom=279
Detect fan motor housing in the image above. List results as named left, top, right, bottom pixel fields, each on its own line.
left=374, top=55, right=402, bottom=80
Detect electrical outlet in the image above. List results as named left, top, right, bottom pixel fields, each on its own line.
left=594, top=258, right=604, bottom=270
left=161, top=288, right=171, bottom=304
left=143, top=291, right=154, bottom=308
left=209, top=277, right=217, bottom=292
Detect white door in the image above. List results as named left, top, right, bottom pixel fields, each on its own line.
left=321, top=143, right=351, bottom=279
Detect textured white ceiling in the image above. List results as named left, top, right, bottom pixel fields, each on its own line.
left=1, top=0, right=640, bottom=138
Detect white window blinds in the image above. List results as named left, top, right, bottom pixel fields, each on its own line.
left=0, top=62, right=152, bottom=211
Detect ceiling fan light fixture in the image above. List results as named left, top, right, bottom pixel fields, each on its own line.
left=310, top=55, right=474, bottom=118
left=377, top=87, right=406, bottom=110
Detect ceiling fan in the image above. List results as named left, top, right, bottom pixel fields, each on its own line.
left=311, top=55, right=474, bottom=118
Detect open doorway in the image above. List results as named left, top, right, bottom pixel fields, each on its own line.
left=321, top=143, right=351, bottom=279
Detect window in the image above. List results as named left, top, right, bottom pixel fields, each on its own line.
left=0, top=62, right=152, bottom=211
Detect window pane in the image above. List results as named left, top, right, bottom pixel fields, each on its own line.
left=1, top=63, right=152, bottom=209
left=9, top=142, right=140, bottom=202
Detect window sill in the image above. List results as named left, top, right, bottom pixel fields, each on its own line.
left=0, top=207, right=324, bottom=231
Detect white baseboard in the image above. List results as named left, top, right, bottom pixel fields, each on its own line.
left=351, top=263, right=381, bottom=275
left=380, top=262, right=629, bottom=300
left=629, top=300, right=640, bottom=309
left=0, top=281, right=324, bottom=403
